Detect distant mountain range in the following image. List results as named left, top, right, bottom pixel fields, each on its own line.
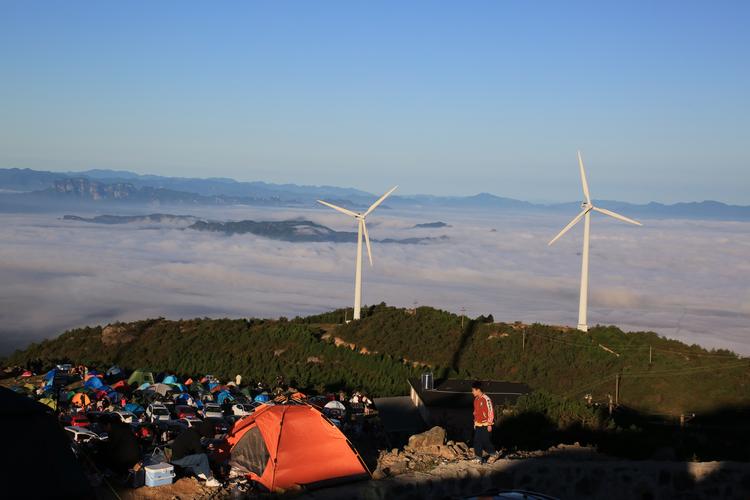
left=2, top=167, right=749, bottom=220
left=62, top=213, right=199, bottom=226
left=63, top=213, right=448, bottom=244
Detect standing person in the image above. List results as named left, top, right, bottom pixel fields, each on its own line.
left=471, top=381, right=499, bottom=464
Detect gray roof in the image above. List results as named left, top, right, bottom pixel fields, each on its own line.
left=408, top=378, right=531, bottom=408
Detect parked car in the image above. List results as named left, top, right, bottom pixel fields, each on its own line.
left=64, top=426, right=102, bottom=444
left=201, top=403, right=223, bottom=419
left=112, top=410, right=137, bottom=424
left=146, top=403, right=171, bottom=422
left=175, top=405, right=198, bottom=419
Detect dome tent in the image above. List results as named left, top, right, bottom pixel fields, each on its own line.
left=127, top=369, right=155, bottom=387
left=226, top=404, right=369, bottom=492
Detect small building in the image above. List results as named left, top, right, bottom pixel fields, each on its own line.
left=408, top=377, right=531, bottom=442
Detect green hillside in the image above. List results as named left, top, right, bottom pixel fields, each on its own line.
left=328, top=305, right=749, bottom=414
left=7, top=305, right=749, bottom=414
left=6, top=317, right=418, bottom=396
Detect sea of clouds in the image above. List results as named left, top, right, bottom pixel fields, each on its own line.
left=0, top=204, right=748, bottom=355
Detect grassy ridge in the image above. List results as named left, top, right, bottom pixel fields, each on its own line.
left=7, top=317, right=419, bottom=396
left=7, top=305, right=749, bottom=414
left=329, top=305, right=749, bottom=414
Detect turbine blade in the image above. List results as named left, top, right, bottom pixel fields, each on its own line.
left=548, top=209, right=588, bottom=246
left=592, top=206, right=642, bottom=226
left=362, top=220, right=373, bottom=266
left=364, top=185, right=398, bottom=217
left=317, top=200, right=358, bottom=218
left=578, top=150, right=591, bottom=204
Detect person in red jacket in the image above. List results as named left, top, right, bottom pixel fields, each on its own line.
left=471, top=381, right=499, bottom=463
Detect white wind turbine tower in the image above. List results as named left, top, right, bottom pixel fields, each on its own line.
left=548, top=151, right=642, bottom=332
left=318, top=186, right=398, bottom=321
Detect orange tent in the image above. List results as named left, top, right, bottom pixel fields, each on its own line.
left=226, top=405, right=369, bottom=492
left=71, top=393, right=91, bottom=407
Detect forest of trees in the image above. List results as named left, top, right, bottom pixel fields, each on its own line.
left=7, top=304, right=749, bottom=414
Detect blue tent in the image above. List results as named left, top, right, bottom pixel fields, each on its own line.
left=216, top=391, right=234, bottom=405
left=137, top=382, right=151, bottom=391
left=254, top=393, right=270, bottom=403
left=124, top=403, right=144, bottom=415
left=162, top=375, right=178, bottom=385
left=84, top=377, right=104, bottom=390
left=44, top=369, right=58, bottom=382
left=208, top=382, right=218, bottom=391
left=174, top=393, right=192, bottom=404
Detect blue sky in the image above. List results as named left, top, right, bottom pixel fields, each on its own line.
left=1, top=1, right=748, bottom=203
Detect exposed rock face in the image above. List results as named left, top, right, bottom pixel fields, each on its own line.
left=101, top=324, right=137, bottom=346
left=54, top=178, right=138, bottom=201
left=374, top=427, right=475, bottom=479
left=407, top=426, right=446, bottom=450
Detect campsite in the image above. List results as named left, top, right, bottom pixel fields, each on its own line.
left=4, top=358, right=750, bottom=499
left=0, top=364, right=379, bottom=498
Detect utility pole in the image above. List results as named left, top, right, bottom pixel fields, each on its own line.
left=649, top=346, right=652, bottom=365
left=522, top=331, right=526, bottom=352
left=460, top=307, right=466, bottom=329
left=615, top=374, right=620, bottom=406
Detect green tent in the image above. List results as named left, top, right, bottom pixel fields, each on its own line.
left=39, top=397, right=57, bottom=410
left=127, top=369, right=155, bottom=386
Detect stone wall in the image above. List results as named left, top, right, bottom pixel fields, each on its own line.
left=300, top=459, right=750, bottom=499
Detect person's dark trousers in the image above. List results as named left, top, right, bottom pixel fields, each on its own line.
left=473, top=426, right=495, bottom=457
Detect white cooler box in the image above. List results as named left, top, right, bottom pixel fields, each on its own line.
left=144, top=462, right=175, bottom=487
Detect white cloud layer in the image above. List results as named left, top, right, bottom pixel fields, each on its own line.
left=1, top=205, right=749, bottom=355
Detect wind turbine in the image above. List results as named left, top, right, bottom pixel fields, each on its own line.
left=548, top=151, right=642, bottom=332
left=318, top=186, right=398, bottom=321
